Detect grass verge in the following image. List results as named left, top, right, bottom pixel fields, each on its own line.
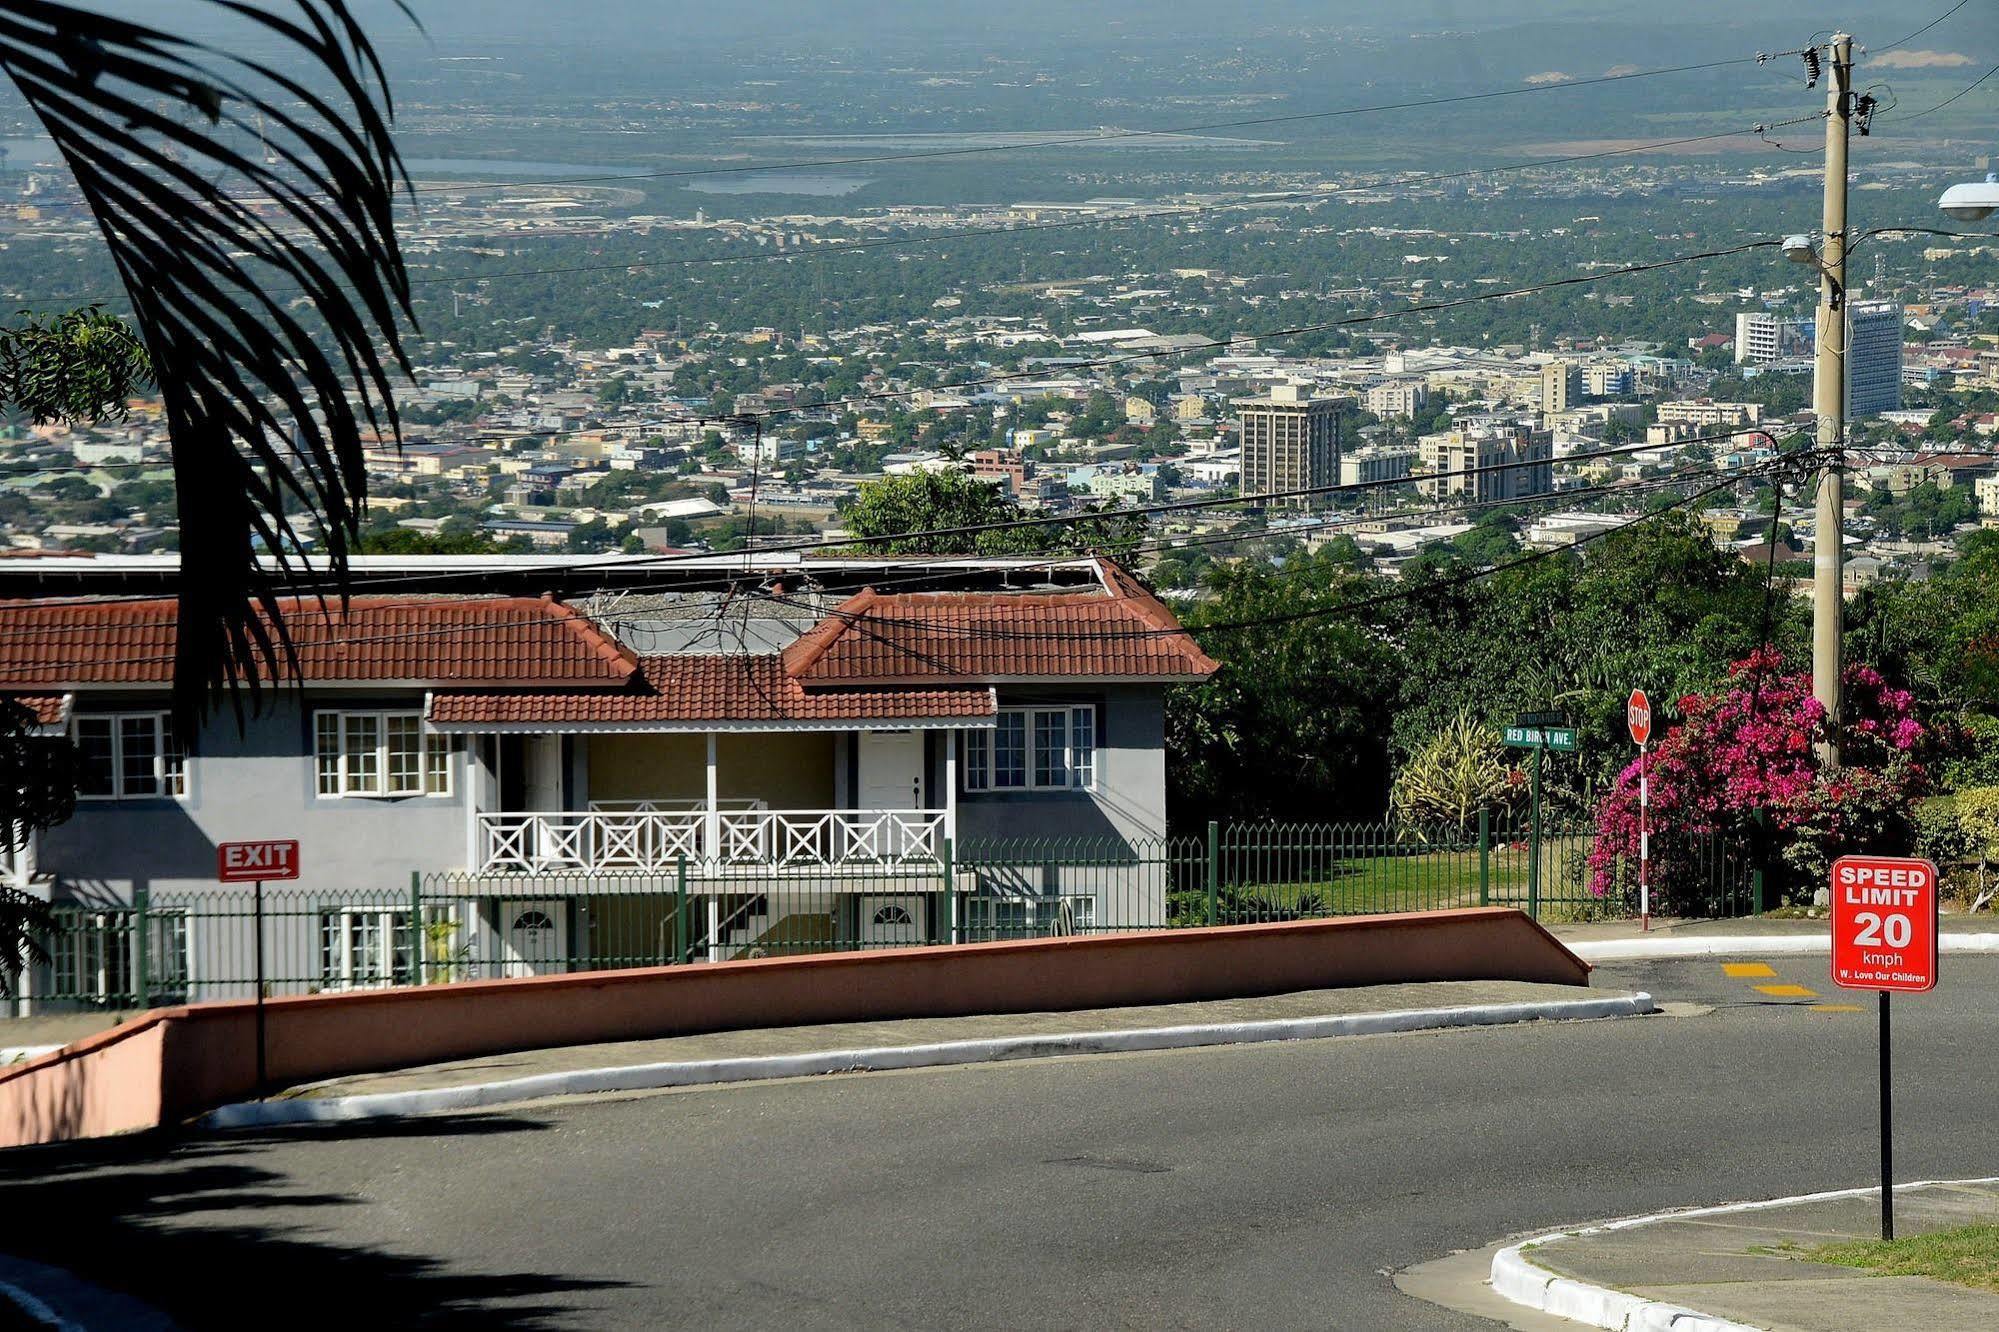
left=1809, top=1224, right=1999, bottom=1293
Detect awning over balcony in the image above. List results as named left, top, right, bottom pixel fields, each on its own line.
left=428, top=655, right=997, bottom=733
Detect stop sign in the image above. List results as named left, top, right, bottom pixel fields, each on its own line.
left=1627, top=688, right=1652, bottom=746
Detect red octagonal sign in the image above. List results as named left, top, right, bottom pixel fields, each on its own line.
left=1830, top=855, right=1939, bottom=993
left=1626, top=688, right=1652, bottom=747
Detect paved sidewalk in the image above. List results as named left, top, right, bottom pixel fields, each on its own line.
left=284, top=978, right=1624, bottom=1101
left=1519, top=1180, right=1999, bottom=1331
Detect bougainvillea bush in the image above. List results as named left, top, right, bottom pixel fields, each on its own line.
left=1587, top=649, right=1931, bottom=912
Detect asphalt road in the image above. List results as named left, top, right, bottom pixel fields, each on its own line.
left=4, top=954, right=1995, bottom=1331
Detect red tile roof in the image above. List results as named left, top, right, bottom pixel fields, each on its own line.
left=4, top=695, right=68, bottom=727
left=428, top=655, right=995, bottom=727
left=782, top=568, right=1217, bottom=684
left=0, top=596, right=638, bottom=689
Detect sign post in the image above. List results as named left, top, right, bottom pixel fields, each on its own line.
left=1627, top=689, right=1653, bottom=930
left=1830, top=854, right=1940, bottom=1241
left=218, top=840, right=301, bottom=1097
left=1504, top=720, right=1579, bottom=919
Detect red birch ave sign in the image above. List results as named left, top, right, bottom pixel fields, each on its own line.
left=1831, top=855, right=1939, bottom=993
left=217, top=839, right=301, bottom=883
left=1626, top=688, right=1652, bottom=746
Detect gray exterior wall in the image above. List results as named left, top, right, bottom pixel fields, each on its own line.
left=40, top=692, right=477, bottom=908
left=950, top=685, right=1168, bottom=848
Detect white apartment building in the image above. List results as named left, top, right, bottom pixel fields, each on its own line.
left=1418, top=426, right=1554, bottom=503
left=1363, top=379, right=1429, bottom=419
left=1977, top=473, right=1999, bottom=518
left=1339, top=445, right=1417, bottom=487
left=1655, top=400, right=1763, bottom=430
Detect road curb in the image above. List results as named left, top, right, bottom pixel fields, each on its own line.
left=1489, top=1175, right=1999, bottom=1332
left=197, top=990, right=1654, bottom=1132
left=1571, top=932, right=1999, bottom=962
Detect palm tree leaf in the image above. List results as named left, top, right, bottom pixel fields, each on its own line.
left=0, top=1, right=415, bottom=728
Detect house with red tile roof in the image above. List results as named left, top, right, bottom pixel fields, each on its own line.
left=0, top=555, right=1215, bottom=1008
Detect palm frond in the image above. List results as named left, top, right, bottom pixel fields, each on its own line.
left=0, top=1, right=415, bottom=727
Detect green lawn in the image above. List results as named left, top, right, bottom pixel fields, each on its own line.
left=1227, top=840, right=1607, bottom=919
left=1810, top=1224, right=1999, bottom=1293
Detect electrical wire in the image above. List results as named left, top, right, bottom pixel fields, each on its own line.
left=377, top=49, right=1822, bottom=198
left=11, top=114, right=1826, bottom=310
left=0, top=234, right=1789, bottom=475
left=1874, top=1, right=1974, bottom=54
left=0, top=457, right=1802, bottom=673
left=0, top=425, right=1806, bottom=625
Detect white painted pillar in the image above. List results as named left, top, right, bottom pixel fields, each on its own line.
left=944, top=730, right=958, bottom=846
left=705, top=732, right=720, bottom=864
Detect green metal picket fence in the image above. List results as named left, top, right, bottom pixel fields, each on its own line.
left=23, top=819, right=1751, bottom=1009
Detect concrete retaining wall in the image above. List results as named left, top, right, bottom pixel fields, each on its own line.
left=0, top=907, right=1587, bottom=1148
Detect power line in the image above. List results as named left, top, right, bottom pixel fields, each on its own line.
left=0, top=234, right=1790, bottom=476
left=380, top=50, right=1819, bottom=199
left=1886, top=59, right=1999, bottom=123
left=14, top=113, right=1824, bottom=310
left=0, top=425, right=1805, bottom=625
left=749, top=459, right=1805, bottom=645
left=1875, top=1, right=1974, bottom=53
left=0, top=459, right=1803, bottom=672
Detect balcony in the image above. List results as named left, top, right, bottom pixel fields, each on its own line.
left=475, top=806, right=950, bottom=875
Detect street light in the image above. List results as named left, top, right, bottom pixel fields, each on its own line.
left=1939, top=172, right=1999, bottom=222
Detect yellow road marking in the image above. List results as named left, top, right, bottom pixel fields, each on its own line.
left=1722, top=962, right=1776, bottom=978
left=1810, top=1004, right=1864, bottom=1013
left=1754, top=983, right=1818, bottom=998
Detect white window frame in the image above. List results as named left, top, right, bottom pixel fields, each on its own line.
left=318, top=908, right=414, bottom=991
left=960, top=706, right=1098, bottom=793
left=314, top=710, right=453, bottom=798
left=72, top=711, right=187, bottom=801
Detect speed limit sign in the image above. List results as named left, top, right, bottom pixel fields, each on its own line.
left=1830, top=855, right=1939, bottom=993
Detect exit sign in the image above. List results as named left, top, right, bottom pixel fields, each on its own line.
left=217, top=840, right=301, bottom=883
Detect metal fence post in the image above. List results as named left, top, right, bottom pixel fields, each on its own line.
left=1205, top=820, right=1220, bottom=927
left=674, top=854, right=689, bottom=965
left=1527, top=744, right=1544, bottom=921
left=940, top=837, right=955, bottom=946
left=409, top=871, right=424, bottom=986
left=1477, top=808, right=1490, bottom=908
left=132, top=883, right=150, bottom=1009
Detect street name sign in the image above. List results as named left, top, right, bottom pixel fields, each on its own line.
left=1627, top=689, right=1652, bottom=746
left=1502, top=725, right=1578, bottom=752
left=1513, top=710, right=1566, bottom=728
left=217, top=839, right=300, bottom=883
left=1831, top=855, right=1938, bottom=993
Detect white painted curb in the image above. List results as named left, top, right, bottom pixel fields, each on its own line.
left=1572, top=932, right=1999, bottom=963
left=1490, top=1175, right=1999, bottom=1332
left=197, top=990, right=1654, bottom=1132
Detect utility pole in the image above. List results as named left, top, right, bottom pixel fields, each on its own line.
left=1812, top=32, right=1854, bottom=765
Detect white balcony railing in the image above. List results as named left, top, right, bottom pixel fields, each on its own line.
left=476, top=808, right=949, bottom=874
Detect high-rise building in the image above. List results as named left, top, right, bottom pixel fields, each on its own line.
left=1235, top=384, right=1343, bottom=507
left=1419, top=426, right=1553, bottom=503
left=1584, top=362, right=1633, bottom=397
left=1734, top=312, right=1813, bottom=365
left=1539, top=361, right=1582, bottom=415
left=1846, top=301, right=1905, bottom=417
left=1735, top=312, right=1783, bottom=365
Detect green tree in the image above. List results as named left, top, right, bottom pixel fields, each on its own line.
left=1390, top=710, right=1518, bottom=832
left=0, top=2, right=414, bottom=711
left=839, top=472, right=1144, bottom=558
